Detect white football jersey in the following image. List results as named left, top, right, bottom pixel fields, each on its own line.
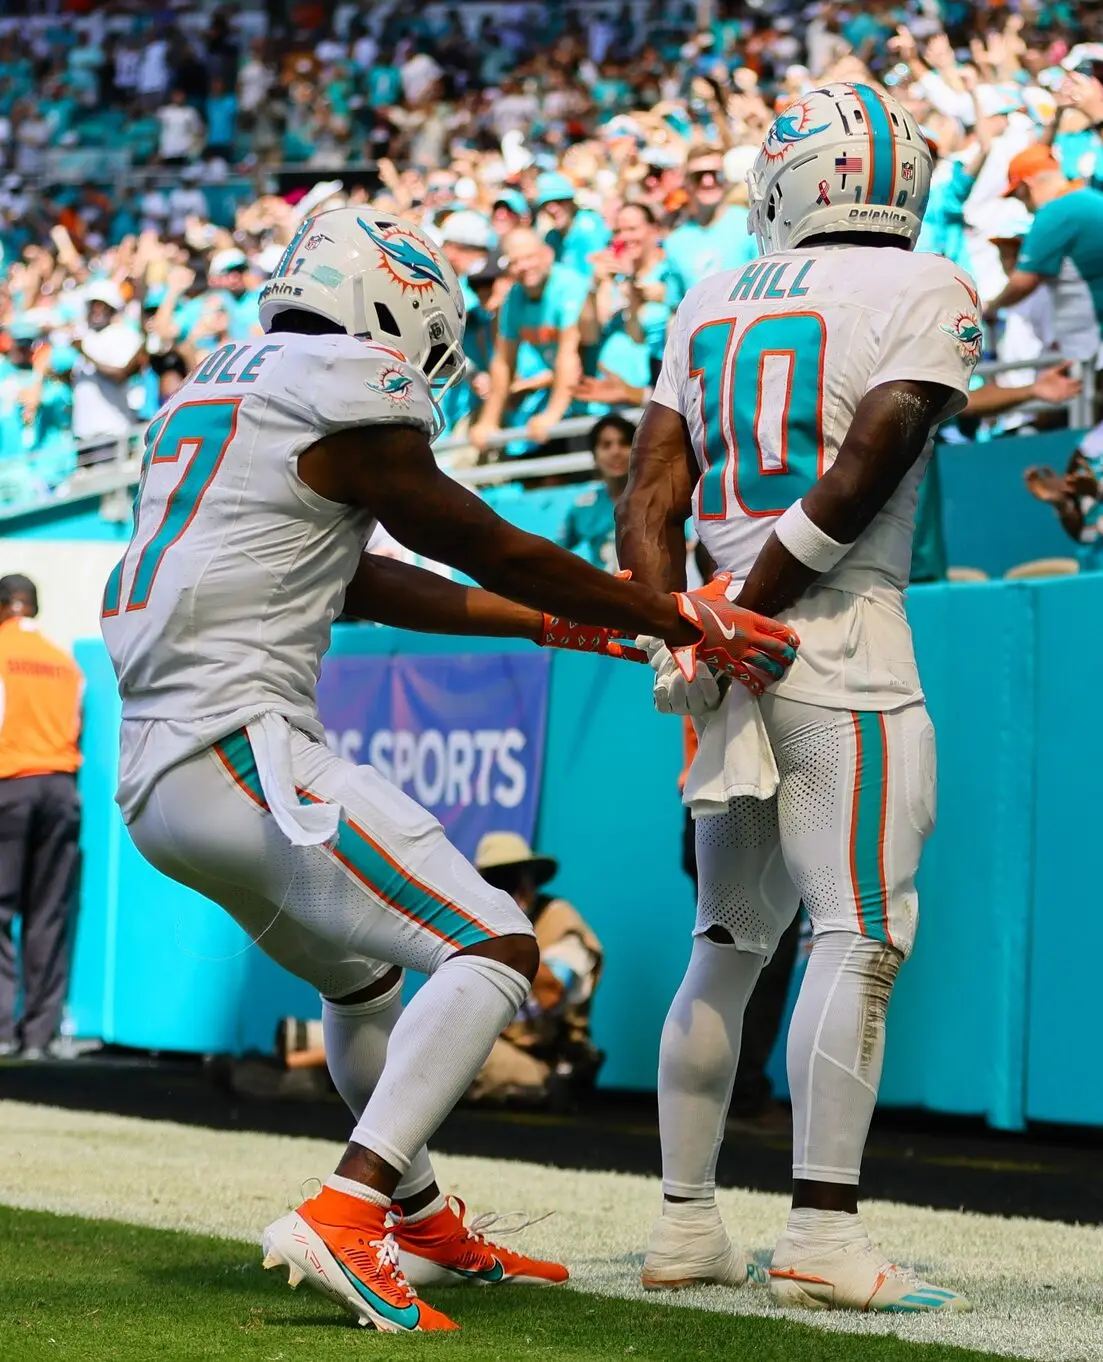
left=651, top=245, right=980, bottom=708
left=101, top=332, right=435, bottom=820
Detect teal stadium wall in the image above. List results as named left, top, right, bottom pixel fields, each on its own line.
left=69, top=575, right=1102, bottom=1130
left=13, top=431, right=1099, bottom=1128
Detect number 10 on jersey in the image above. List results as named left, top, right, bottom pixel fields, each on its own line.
left=690, top=311, right=826, bottom=520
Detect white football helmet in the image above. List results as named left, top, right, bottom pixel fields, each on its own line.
left=747, top=82, right=933, bottom=254
left=258, top=206, right=466, bottom=397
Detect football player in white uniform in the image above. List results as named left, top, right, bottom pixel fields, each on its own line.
left=618, top=83, right=980, bottom=1312
left=100, top=207, right=797, bottom=1333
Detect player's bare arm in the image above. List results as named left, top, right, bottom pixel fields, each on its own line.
left=614, top=402, right=698, bottom=592
left=735, top=378, right=954, bottom=619
left=343, top=552, right=544, bottom=640
left=300, top=422, right=696, bottom=643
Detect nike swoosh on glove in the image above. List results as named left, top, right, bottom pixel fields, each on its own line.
left=667, top=573, right=799, bottom=697
left=639, top=635, right=722, bottom=717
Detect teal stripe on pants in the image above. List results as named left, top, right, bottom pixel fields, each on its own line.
left=216, top=728, right=494, bottom=951
left=323, top=811, right=493, bottom=951
left=215, top=729, right=266, bottom=807
left=849, top=711, right=890, bottom=943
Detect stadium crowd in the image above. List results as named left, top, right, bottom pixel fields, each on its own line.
left=0, top=0, right=1102, bottom=553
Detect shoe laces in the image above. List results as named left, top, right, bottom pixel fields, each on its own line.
left=368, top=1230, right=419, bottom=1299
left=451, top=1196, right=553, bottom=1249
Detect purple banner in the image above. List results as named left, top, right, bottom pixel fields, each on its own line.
left=316, top=652, right=550, bottom=859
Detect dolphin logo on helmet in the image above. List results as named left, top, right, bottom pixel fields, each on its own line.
left=763, top=100, right=832, bottom=162
left=748, top=82, right=933, bottom=254
left=357, top=217, right=450, bottom=292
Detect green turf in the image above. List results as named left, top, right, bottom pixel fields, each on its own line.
left=1, top=1205, right=1007, bottom=1362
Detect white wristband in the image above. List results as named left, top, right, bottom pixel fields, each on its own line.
left=774, top=501, right=853, bottom=573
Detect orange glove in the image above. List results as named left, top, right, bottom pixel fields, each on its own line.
left=668, top=573, right=799, bottom=696
left=537, top=614, right=647, bottom=662
left=537, top=568, right=647, bottom=662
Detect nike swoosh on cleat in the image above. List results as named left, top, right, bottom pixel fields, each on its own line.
left=449, top=1257, right=506, bottom=1284
left=334, top=1261, right=423, bottom=1329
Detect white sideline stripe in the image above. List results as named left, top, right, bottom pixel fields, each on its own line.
left=1, top=1100, right=1101, bottom=1360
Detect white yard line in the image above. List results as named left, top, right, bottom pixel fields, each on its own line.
left=1, top=1100, right=1100, bottom=1361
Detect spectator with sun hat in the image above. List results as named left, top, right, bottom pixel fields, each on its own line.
left=469, top=831, right=603, bottom=1109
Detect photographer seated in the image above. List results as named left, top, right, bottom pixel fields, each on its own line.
left=469, top=832, right=604, bottom=1110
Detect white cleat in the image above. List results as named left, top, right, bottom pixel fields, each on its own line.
left=769, top=1232, right=972, bottom=1313
left=261, top=1212, right=376, bottom=1329
left=261, top=1206, right=459, bottom=1332
left=641, top=1202, right=767, bottom=1291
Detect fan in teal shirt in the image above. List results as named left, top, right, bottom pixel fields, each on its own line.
left=205, top=78, right=238, bottom=155
left=987, top=150, right=1103, bottom=350
left=1053, top=127, right=1103, bottom=188
left=0, top=323, right=75, bottom=500
left=915, top=159, right=977, bottom=271
left=210, top=250, right=262, bottom=341
left=1016, top=184, right=1103, bottom=334
left=366, top=60, right=402, bottom=108
left=533, top=172, right=611, bottom=280
left=435, top=213, right=499, bottom=439
left=665, top=149, right=758, bottom=304
left=559, top=414, right=634, bottom=571
left=474, top=241, right=590, bottom=452
left=588, top=203, right=675, bottom=403
left=498, top=259, right=591, bottom=378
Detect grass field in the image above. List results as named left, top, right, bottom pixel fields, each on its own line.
left=3, top=1206, right=1012, bottom=1362
left=3, top=1100, right=1101, bottom=1362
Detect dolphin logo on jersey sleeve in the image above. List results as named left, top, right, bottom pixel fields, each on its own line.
left=366, top=365, right=414, bottom=404
left=938, top=312, right=983, bottom=364
left=356, top=218, right=450, bottom=293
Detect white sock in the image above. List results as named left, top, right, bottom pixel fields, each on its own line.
left=787, top=932, right=902, bottom=1186
left=658, top=936, right=765, bottom=1199
left=324, top=1174, right=390, bottom=1208
left=351, top=953, right=530, bottom=1174
left=402, top=1192, right=447, bottom=1226
left=323, top=982, right=437, bottom=1202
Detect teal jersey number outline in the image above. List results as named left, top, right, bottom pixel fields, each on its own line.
left=690, top=311, right=826, bottom=519
left=102, top=398, right=240, bottom=617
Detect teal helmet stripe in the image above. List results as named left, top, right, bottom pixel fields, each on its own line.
left=274, top=216, right=316, bottom=278
left=852, top=84, right=897, bottom=206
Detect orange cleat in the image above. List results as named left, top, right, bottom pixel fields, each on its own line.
left=394, top=1195, right=569, bottom=1288
left=262, top=1185, right=458, bottom=1332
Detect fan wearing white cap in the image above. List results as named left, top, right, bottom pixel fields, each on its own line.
left=99, top=204, right=798, bottom=1332
left=435, top=210, right=497, bottom=435
left=619, top=83, right=979, bottom=1313
left=71, top=280, right=146, bottom=447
